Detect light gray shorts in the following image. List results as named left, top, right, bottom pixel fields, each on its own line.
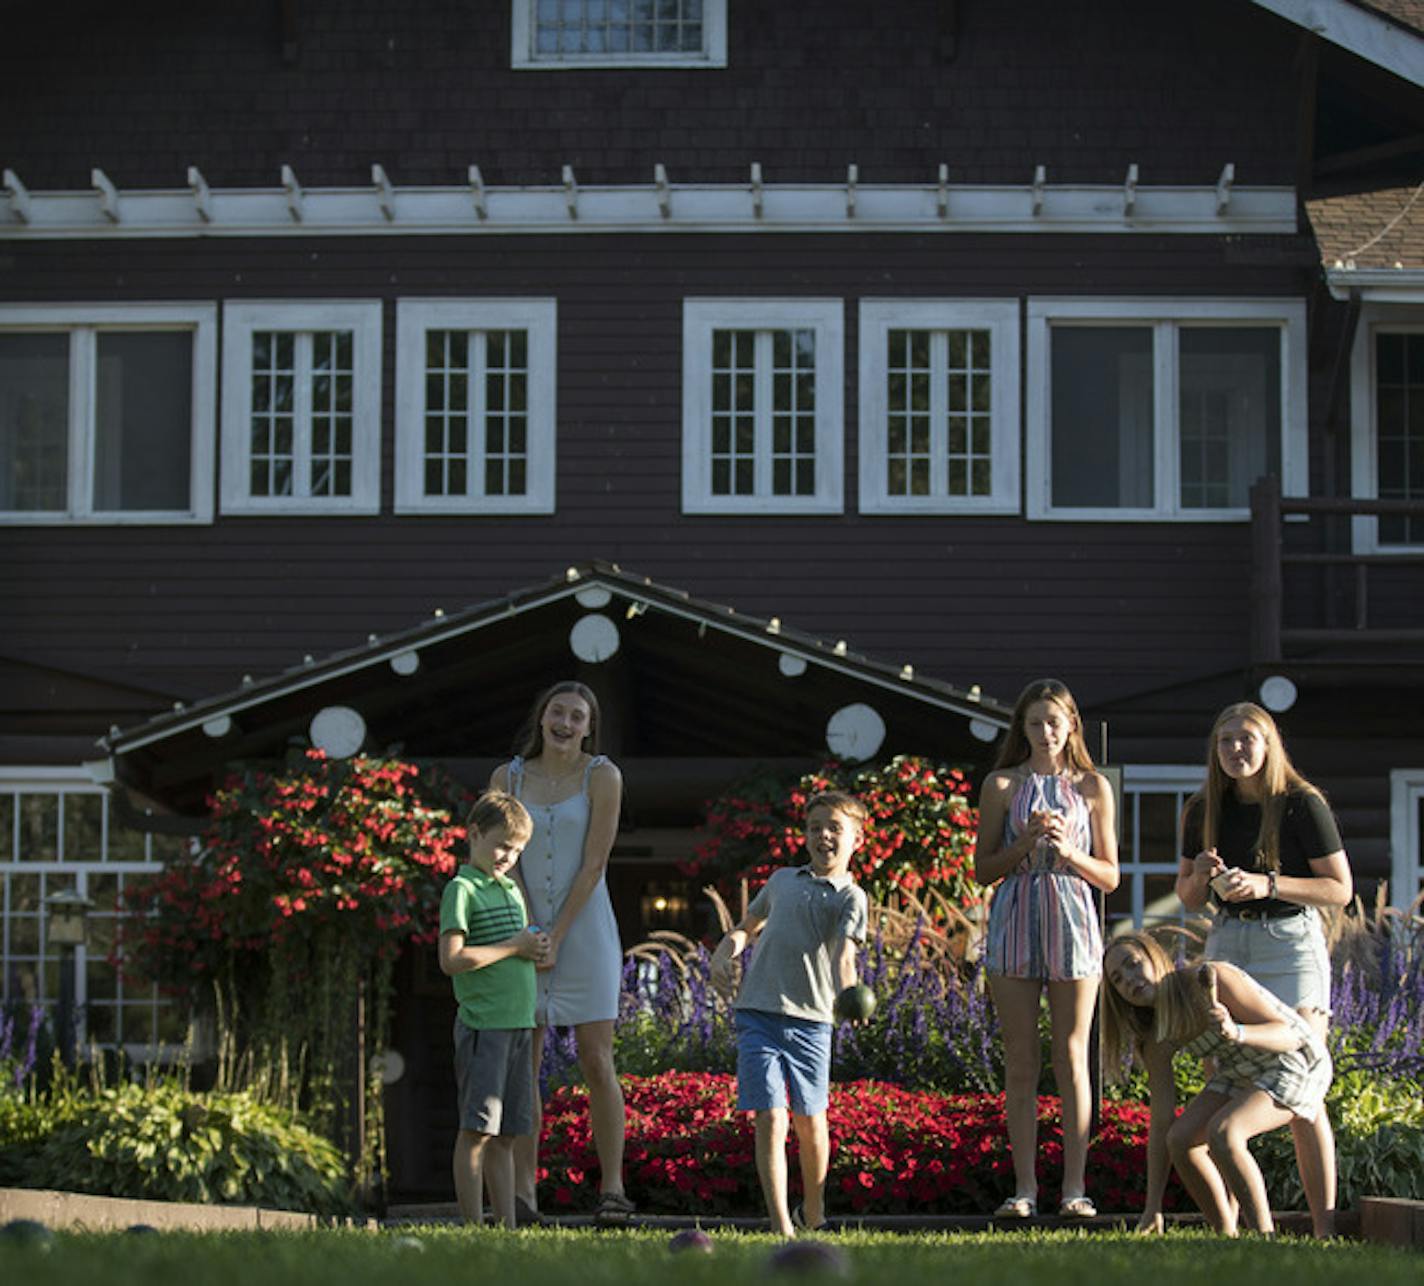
left=452, top=1019, right=535, bottom=1137
left=1205, top=907, right=1331, bottom=1015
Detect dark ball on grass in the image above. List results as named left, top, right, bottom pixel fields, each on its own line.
left=0, top=1219, right=55, bottom=1249
left=669, top=1228, right=715, bottom=1254
left=765, top=1240, right=850, bottom=1276
left=126, top=1224, right=160, bottom=1235
left=833, top=983, right=876, bottom=1023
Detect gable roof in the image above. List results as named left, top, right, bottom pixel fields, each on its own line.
left=97, top=563, right=1011, bottom=814
left=1252, top=0, right=1424, bottom=86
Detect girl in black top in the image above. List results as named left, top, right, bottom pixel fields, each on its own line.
left=1175, top=702, right=1352, bottom=1238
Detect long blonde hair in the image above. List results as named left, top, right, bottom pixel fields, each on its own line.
left=1101, top=931, right=1211, bottom=1080
left=1190, top=702, right=1321, bottom=873
left=993, top=678, right=1095, bottom=775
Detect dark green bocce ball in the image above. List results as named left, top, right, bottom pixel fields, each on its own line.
left=0, top=1219, right=55, bottom=1250
left=765, top=1241, right=850, bottom=1277
left=833, top=982, right=876, bottom=1022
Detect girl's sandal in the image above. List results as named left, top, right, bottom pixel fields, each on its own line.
left=594, top=1191, right=636, bottom=1223
left=1058, top=1196, right=1097, bottom=1219
left=993, top=1195, right=1037, bottom=1219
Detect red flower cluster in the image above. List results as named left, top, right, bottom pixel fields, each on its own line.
left=538, top=1072, right=1181, bottom=1216
left=683, top=756, right=983, bottom=923
left=119, top=751, right=468, bottom=983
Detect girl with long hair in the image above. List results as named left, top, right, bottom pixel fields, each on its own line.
left=1102, top=931, right=1331, bottom=1235
left=1174, top=702, right=1352, bottom=1237
left=972, top=678, right=1119, bottom=1218
left=490, top=680, right=631, bottom=1222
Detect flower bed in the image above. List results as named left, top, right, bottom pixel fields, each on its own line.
left=539, top=1071, right=1180, bottom=1216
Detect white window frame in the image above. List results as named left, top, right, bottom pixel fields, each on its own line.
left=858, top=300, right=1021, bottom=514
left=0, top=303, right=216, bottom=526
left=511, top=0, right=727, bottom=70
left=1026, top=298, right=1307, bottom=521
left=0, top=767, right=183, bottom=1062
left=1114, top=764, right=1205, bottom=930
left=682, top=298, right=844, bottom=515
left=1390, top=768, right=1424, bottom=911
left=220, top=301, right=382, bottom=516
left=394, top=299, right=557, bottom=515
left=1349, top=306, right=1424, bottom=554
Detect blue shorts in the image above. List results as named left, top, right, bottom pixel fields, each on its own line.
left=735, top=1009, right=832, bottom=1116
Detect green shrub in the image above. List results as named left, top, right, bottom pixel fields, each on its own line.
left=6, top=1080, right=350, bottom=1215
left=1252, top=1067, right=1424, bottom=1209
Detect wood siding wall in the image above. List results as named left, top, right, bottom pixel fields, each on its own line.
left=1, top=0, right=1302, bottom=189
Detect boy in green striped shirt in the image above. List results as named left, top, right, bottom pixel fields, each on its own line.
left=439, top=790, right=550, bottom=1227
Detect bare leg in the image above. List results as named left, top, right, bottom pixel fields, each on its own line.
left=454, top=1129, right=490, bottom=1226
left=510, top=1026, right=546, bottom=1212
left=1206, top=1091, right=1296, bottom=1235
left=791, top=1111, right=830, bottom=1230
left=1046, top=976, right=1099, bottom=1201
left=755, top=1108, right=795, bottom=1237
left=483, top=1137, right=517, bottom=1229
left=989, top=975, right=1045, bottom=1202
left=575, top=1019, right=627, bottom=1197
left=1167, top=1090, right=1238, bottom=1234
left=1291, top=1009, right=1336, bottom=1237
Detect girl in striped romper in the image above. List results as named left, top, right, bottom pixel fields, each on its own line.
left=1103, top=931, right=1331, bottom=1236
left=973, top=679, right=1120, bottom=1219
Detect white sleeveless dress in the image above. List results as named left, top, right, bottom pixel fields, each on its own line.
left=509, top=755, right=623, bottom=1026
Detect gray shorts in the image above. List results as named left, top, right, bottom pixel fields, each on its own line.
left=452, top=1019, right=535, bottom=1137
left=1205, top=907, right=1331, bottom=1014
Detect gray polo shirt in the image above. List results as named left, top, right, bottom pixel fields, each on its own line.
left=734, top=865, right=869, bottom=1024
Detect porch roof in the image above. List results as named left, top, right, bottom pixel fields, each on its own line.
left=96, top=563, right=1011, bottom=815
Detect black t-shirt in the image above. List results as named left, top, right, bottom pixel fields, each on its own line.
left=1181, top=787, right=1342, bottom=914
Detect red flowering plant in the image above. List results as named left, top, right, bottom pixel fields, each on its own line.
left=682, top=755, right=983, bottom=925
left=538, top=1071, right=1184, bottom=1216
left=120, top=750, right=470, bottom=1181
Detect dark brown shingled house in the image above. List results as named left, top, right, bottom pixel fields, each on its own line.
left=2, top=0, right=1422, bottom=1198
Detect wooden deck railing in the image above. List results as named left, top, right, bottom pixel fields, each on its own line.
left=1250, top=475, right=1424, bottom=666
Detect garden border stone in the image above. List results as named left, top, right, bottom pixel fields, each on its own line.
left=1359, top=1198, right=1424, bottom=1250
left=0, top=1186, right=373, bottom=1231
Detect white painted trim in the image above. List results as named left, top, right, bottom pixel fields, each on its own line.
left=1025, top=297, right=1307, bottom=521
left=1118, top=764, right=1205, bottom=927
left=1325, top=269, right=1424, bottom=302
left=220, top=300, right=383, bottom=516
left=394, top=299, right=557, bottom=514
left=1389, top=768, right=1424, bottom=910
left=857, top=299, right=1021, bottom=514
left=0, top=179, right=1299, bottom=239
left=0, top=766, right=98, bottom=785
left=1250, top=0, right=1424, bottom=89
left=0, top=302, right=216, bottom=525
left=682, top=298, right=844, bottom=514
left=510, top=0, right=727, bottom=69
left=1349, top=306, right=1424, bottom=553
left=1122, top=764, right=1206, bottom=789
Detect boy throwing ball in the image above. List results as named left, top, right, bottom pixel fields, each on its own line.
left=710, top=791, right=870, bottom=1237
left=438, top=790, right=550, bottom=1227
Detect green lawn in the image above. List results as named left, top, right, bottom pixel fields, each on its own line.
left=1, top=1226, right=1419, bottom=1286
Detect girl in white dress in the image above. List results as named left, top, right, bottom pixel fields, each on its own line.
left=491, top=680, right=631, bottom=1220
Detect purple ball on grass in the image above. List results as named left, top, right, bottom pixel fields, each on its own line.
left=669, top=1228, right=715, bottom=1254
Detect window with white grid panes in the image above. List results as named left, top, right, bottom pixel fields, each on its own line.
left=1104, top=767, right=1204, bottom=933
left=683, top=300, right=843, bottom=514
left=221, top=302, right=381, bottom=515
left=0, top=305, right=216, bottom=525
left=512, top=0, right=727, bottom=68
left=395, top=300, right=556, bottom=514
left=1375, top=331, right=1424, bottom=546
left=1390, top=770, right=1424, bottom=910
left=858, top=301, right=1020, bottom=514
left=248, top=330, right=354, bottom=499
left=0, top=772, right=188, bottom=1056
